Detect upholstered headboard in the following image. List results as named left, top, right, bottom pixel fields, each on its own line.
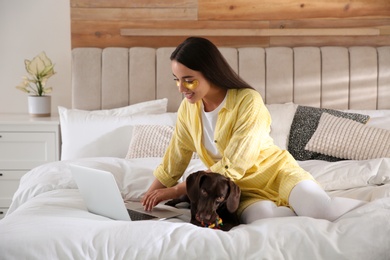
left=72, top=46, right=390, bottom=112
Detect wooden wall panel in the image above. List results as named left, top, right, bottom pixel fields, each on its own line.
left=70, top=0, right=390, bottom=48
left=198, top=0, right=390, bottom=20
left=71, top=0, right=196, bottom=8
left=71, top=20, right=270, bottom=48
left=71, top=8, right=198, bottom=21
left=270, top=18, right=390, bottom=29
left=270, top=36, right=390, bottom=47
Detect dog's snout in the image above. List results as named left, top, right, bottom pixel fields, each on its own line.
left=196, top=212, right=218, bottom=223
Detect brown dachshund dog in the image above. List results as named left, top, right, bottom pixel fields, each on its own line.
left=166, top=171, right=241, bottom=231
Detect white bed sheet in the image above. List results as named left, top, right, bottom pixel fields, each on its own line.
left=1, top=157, right=390, bottom=260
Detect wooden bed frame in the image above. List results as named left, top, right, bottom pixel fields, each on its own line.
left=72, top=46, right=390, bottom=112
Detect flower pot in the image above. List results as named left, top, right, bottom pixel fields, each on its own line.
left=28, top=95, right=51, bottom=117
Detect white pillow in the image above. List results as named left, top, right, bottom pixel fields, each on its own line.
left=305, top=113, right=390, bottom=160
left=266, top=103, right=298, bottom=150
left=59, top=99, right=178, bottom=160
left=367, top=117, right=390, bottom=130
left=343, top=109, right=390, bottom=118
left=66, top=98, right=168, bottom=117
left=344, top=109, right=390, bottom=130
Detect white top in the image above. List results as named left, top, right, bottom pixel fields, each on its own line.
left=201, top=95, right=227, bottom=161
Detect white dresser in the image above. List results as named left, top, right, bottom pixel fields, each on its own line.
left=0, top=114, right=60, bottom=218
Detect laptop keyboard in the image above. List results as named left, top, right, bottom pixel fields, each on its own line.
left=127, top=209, right=158, bottom=221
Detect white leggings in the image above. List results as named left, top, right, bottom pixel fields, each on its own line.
left=241, top=180, right=366, bottom=223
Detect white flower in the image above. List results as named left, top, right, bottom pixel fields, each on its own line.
left=16, top=52, right=56, bottom=96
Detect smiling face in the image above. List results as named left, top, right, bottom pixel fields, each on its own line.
left=171, top=60, right=213, bottom=104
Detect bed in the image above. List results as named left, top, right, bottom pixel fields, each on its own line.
left=1, top=46, right=390, bottom=259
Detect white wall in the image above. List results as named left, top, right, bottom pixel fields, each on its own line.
left=0, top=0, right=71, bottom=115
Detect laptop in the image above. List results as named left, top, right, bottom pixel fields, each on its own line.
left=70, top=164, right=182, bottom=221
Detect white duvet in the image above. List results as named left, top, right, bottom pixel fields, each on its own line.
left=1, top=157, right=390, bottom=260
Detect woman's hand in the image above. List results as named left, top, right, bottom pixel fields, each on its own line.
left=142, top=187, right=178, bottom=211
left=141, top=178, right=187, bottom=211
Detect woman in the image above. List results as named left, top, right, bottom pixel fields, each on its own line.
left=141, top=37, right=365, bottom=223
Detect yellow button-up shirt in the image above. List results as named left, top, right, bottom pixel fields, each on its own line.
left=154, top=88, right=313, bottom=215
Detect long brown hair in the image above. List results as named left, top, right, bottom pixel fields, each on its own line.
left=170, top=37, right=254, bottom=90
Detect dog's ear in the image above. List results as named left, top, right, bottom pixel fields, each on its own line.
left=186, top=171, right=207, bottom=202
left=226, top=180, right=241, bottom=213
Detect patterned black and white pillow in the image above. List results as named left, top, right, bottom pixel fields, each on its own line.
left=287, top=105, right=370, bottom=161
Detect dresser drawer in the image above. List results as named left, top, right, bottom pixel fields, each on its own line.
left=0, top=171, right=26, bottom=208
left=0, top=132, right=56, bottom=169
left=0, top=115, right=60, bottom=213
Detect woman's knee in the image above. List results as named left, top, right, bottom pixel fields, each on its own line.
left=241, top=200, right=295, bottom=224
left=289, top=180, right=330, bottom=217
left=288, top=180, right=364, bottom=221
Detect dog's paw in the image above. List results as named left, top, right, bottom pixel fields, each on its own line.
left=164, top=199, right=181, bottom=207
left=165, top=199, right=190, bottom=209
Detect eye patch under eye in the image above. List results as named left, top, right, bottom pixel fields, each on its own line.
left=176, top=80, right=199, bottom=90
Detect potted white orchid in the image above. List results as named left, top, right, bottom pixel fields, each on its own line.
left=16, top=52, right=56, bottom=117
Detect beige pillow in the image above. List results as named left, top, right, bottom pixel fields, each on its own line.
left=305, top=113, right=390, bottom=160
left=126, top=125, right=174, bottom=159
left=126, top=125, right=200, bottom=159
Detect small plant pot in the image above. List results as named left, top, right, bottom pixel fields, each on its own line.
left=28, top=95, right=51, bottom=117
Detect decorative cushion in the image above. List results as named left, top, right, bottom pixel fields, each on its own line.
left=125, top=125, right=199, bottom=159
left=305, top=113, right=390, bottom=160
left=126, top=125, right=174, bottom=159
left=288, top=105, right=370, bottom=161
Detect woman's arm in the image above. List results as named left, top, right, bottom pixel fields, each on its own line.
left=141, top=178, right=187, bottom=211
